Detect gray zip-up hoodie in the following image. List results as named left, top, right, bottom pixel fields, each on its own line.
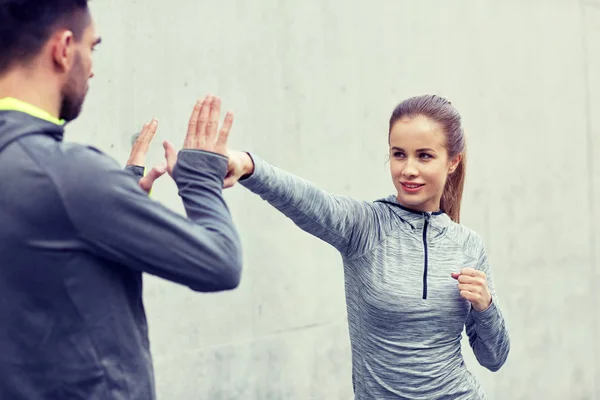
left=240, top=154, right=510, bottom=400
left=0, top=109, right=242, bottom=400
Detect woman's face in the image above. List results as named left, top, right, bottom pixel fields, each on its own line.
left=389, top=115, right=461, bottom=213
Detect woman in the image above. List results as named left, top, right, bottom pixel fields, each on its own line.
left=225, top=95, right=509, bottom=399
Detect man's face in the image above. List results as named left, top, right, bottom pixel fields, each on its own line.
left=59, top=15, right=99, bottom=122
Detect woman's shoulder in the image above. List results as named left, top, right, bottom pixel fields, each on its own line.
left=443, top=220, right=486, bottom=258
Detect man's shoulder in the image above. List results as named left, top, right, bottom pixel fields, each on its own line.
left=11, top=137, right=126, bottom=204
left=20, top=137, right=121, bottom=175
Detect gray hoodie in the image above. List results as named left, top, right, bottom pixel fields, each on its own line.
left=241, top=154, right=510, bottom=400
left=0, top=109, right=242, bottom=400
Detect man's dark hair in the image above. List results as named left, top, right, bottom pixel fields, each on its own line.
left=0, top=0, right=90, bottom=74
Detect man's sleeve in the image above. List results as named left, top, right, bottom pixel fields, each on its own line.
left=52, top=146, right=242, bottom=292
left=124, top=164, right=144, bottom=180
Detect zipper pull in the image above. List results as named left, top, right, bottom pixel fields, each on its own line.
left=423, top=212, right=431, bottom=222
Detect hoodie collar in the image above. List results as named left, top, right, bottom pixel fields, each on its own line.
left=0, top=97, right=65, bottom=126
left=375, top=194, right=452, bottom=230
left=0, top=104, right=65, bottom=153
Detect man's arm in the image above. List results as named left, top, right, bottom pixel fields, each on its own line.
left=56, top=96, right=243, bottom=292
left=58, top=146, right=242, bottom=292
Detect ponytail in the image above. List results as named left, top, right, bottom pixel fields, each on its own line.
left=440, top=152, right=466, bottom=223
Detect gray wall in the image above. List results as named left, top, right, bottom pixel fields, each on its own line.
left=68, top=1, right=599, bottom=398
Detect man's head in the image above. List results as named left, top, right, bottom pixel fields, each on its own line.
left=0, top=0, right=100, bottom=121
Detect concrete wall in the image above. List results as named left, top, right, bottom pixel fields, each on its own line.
left=68, top=1, right=599, bottom=398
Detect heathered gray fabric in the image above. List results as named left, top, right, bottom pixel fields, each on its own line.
left=240, top=154, right=510, bottom=400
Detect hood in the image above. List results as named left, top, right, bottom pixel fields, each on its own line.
left=0, top=110, right=64, bottom=152
left=374, top=194, right=452, bottom=230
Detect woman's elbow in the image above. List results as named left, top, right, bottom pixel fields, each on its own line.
left=483, top=341, right=510, bottom=372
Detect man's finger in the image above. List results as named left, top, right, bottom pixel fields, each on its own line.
left=206, top=96, right=221, bottom=144
left=140, top=119, right=158, bottom=146
left=138, top=162, right=167, bottom=193
left=137, top=123, right=148, bottom=143
left=216, top=111, right=234, bottom=152
left=128, top=119, right=158, bottom=166
left=185, top=101, right=202, bottom=148
left=196, top=95, right=212, bottom=147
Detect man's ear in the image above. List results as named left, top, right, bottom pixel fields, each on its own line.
left=448, top=153, right=463, bottom=174
left=51, top=31, right=75, bottom=72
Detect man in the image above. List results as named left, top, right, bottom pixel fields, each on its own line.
left=0, top=1, right=242, bottom=399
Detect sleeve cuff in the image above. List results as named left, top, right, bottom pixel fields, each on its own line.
left=471, top=298, right=500, bottom=323
left=239, top=152, right=267, bottom=191
left=124, top=165, right=145, bottom=179
left=172, top=149, right=228, bottom=186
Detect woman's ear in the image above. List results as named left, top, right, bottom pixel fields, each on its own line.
left=448, top=153, right=463, bottom=174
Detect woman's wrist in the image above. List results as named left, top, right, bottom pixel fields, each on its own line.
left=240, top=151, right=255, bottom=177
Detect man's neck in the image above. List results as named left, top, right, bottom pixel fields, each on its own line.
left=0, top=67, right=61, bottom=119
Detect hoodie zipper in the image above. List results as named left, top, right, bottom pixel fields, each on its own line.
left=422, top=213, right=430, bottom=299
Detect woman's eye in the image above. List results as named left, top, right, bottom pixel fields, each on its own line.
left=420, top=153, right=432, bottom=159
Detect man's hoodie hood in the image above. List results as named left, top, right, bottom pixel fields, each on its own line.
left=0, top=110, right=64, bottom=152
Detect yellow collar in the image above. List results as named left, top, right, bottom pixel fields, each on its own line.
left=0, top=97, right=65, bottom=126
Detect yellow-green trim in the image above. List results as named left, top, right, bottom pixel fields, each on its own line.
left=0, top=97, right=65, bottom=126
